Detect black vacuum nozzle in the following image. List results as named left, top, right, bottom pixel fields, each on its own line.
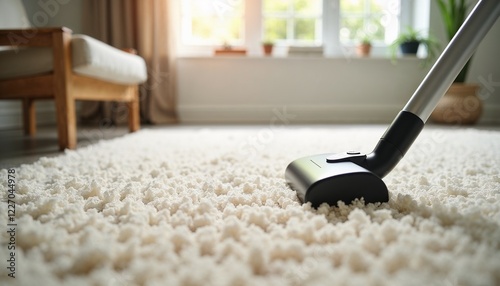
left=285, top=111, right=424, bottom=207
left=285, top=153, right=389, bottom=208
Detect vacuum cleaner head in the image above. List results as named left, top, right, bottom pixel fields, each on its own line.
left=286, top=111, right=425, bottom=208
left=285, top=153, right=389, bottom=208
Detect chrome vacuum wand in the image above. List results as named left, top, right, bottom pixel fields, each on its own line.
left=285, top=0, right=500, bottom=207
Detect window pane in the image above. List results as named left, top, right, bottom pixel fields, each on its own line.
left=370, top=0, right=384, bottom=14
left=264, top=0, right=322, bottom=45
left=190, top=0, right=244, bottom=16
left=294, top=18, right=316, bottom=41
left=340, top=0, right=363, bottom=14
left=366, top=17, right=385, bottom=41
left=340, top=0, right=399, bottom=44
left=192, top=17, right=218, bottom=41
left=190, top=0, right=214, bottom=16
left=183, top=0, right=244, bottom=45
left=294, top=0, right=321, bottom=15
left=370, top=0, right=385, bottom=14
left=263, top=0, right=290, bottom=14
left=340, top=17, right=363, bottom=42
left=191, top=17, right=243, bottom=44
left=228, top=18, right=243, bottom=40
left=264, top=18, right=287, bottom=41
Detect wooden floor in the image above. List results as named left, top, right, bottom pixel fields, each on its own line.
left=0, top=124, right=131, bottom=169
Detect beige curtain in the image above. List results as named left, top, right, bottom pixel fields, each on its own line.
left=82, top=0, right=178, bottom=124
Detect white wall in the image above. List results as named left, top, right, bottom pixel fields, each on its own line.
left=21, top=0, right=84, bottom=33
left=0, top=0, right=83, bottom=130
left=178, top=57, right=429, bottom=124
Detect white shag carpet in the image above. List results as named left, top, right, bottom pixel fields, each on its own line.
left=1, top=126, right=500, bottom=286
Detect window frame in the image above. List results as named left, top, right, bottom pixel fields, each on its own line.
left=177, top=0, right=414, bottom=57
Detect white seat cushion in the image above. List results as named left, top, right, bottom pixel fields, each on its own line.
left=0, top=34, right=147, bottom=85
left=71, top=35, right=147, bottom=85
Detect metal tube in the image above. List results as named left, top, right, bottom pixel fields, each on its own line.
left=403, top=0, right=500, bottom=122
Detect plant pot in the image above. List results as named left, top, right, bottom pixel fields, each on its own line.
left=356, top=44, right=371, bottom=57
left=430, top=83, right=482, bottom=125
left=400, top=41, right=420, bottom=55
left=263, top=44, right=274, bottom=56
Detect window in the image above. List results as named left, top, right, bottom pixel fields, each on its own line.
left=263, top=0, right=322, bottom=45
left=178, top=0, right=412, bottom=56
left=180, top=0, right=245, bottom=46
left=340, top=0, right=400, bottom=45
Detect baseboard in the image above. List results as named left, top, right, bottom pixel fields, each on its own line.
left=178, top=104, right=404, bottom=124
left=179, top=104, right=500, bottom=125
left=1, top=102, right=498, bottom=130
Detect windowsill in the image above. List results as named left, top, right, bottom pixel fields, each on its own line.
left=178, top=41, right=430, bottom=59
left=177, top=54, right=425, bottom=62
left=178, top=45, right=428, bottom=61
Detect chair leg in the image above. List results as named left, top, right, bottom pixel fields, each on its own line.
left=52, top=28, right=77, bottom=150
left=128, top=87, right=140, bottom=132
left=54, top=96, right=77, bottom=150
left=22, top=99, right=36, bottom=136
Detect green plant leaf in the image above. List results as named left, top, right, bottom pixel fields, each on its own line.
left=436, top=0, right=471, bottom=82
left=437, top=0, right=453, bottom=39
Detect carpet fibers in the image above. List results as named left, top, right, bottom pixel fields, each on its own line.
left=1, top=126, right=500, bottom=286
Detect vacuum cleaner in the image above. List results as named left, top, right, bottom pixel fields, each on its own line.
left=285, top=0, right=500, bottom=208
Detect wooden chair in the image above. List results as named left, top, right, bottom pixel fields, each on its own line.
left=0, top=27, right=145, bottom=150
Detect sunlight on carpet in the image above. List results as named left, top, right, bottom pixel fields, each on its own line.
left=1, top=126, right=499, bottom=285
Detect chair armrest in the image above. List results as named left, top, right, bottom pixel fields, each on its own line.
left=0, top=27, right=72, bottom=47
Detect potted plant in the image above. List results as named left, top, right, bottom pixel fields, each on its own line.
left=430, top=0, right=482, bottom=124
left=390, top=27, right=439, bottom=63
left=262, top=40, right=274, bottom=56
left=214, top=40, right=247, bottom=56
left=356, top=36, right=372, bottom=57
